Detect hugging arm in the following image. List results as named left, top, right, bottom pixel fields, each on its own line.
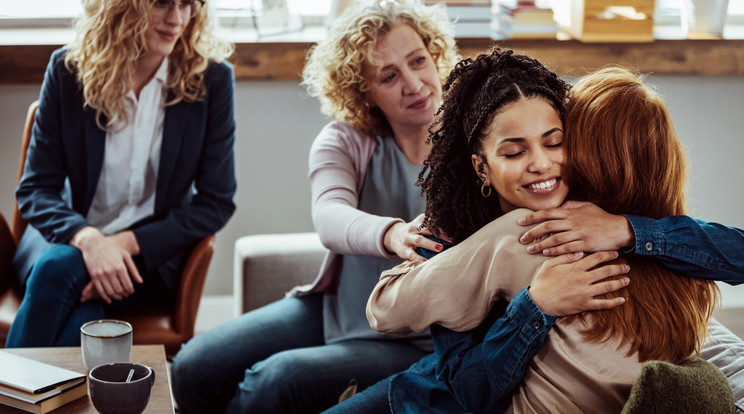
left=367, top=209, right=628, bottom=335
left=625, top=214, right=744, bottom=285
left=432, top=251, right=629, bottom=413
left=519, top=201, right=744, bottom=285
left=433, top=288, right=555, bottom=413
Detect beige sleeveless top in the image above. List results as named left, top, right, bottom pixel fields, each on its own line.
left=508, top=317, right=642, bottom=413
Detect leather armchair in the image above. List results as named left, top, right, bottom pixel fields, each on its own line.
left=1, top=101, right=214, bottom=357
left=0, top=212, right=21, bottom=347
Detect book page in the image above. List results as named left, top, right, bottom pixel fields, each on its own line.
left=0, top=351, right=85, bottom=395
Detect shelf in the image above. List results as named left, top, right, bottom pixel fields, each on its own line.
left=2, top=35, right=744, bottom=84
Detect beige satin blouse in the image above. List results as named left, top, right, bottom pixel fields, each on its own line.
left=366, top=208, right=642, bottom=413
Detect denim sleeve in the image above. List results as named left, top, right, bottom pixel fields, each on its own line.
left=432, top=288, right=557, bottom=413
left=625, top=215, right=744, bottom=285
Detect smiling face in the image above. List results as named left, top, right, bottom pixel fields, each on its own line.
left=144, top=3, right=189, bottom=61
left=363, top=23, right=442, bottom=136
left=472, top=97, right=569, bottom=213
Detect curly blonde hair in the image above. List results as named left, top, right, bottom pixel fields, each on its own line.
left=65, top=0, right=234, bottom=129
left=302, top=0, right=459, bottom=135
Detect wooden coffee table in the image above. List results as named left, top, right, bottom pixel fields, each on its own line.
left=0, top=345, right=174, bottom=413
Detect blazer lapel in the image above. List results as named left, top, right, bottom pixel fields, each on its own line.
left=157, top=100, right=191, bottom=212
left=83, top=109, right=106, bottom=214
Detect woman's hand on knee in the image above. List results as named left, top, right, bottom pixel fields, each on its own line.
left=70, top=226, right=143, bottom=304
left=383, top=214, right=448, bottom=262
left=528, top=250, right=630, bottom=316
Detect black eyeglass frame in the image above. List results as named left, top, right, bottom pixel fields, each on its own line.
left=151, top=0, right=206, bottom=19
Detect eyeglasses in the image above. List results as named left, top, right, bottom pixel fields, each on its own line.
left=151, top=0, right=205, bottom=19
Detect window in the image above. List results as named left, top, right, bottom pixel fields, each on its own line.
left=2, top=0, right=742, bottom=37
left=0, top=0, right=332, bottom=28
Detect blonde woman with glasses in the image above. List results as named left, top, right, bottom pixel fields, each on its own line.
left=7, top=0, right=236, bottom=348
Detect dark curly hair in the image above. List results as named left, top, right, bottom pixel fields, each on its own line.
left=417, top=48, right=570, bottom=242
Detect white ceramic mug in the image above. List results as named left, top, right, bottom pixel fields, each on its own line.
left=80, top=320, right=133, bottom=371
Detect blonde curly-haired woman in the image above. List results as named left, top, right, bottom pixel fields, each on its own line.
left=170, top=0, right=461, bottom=412
left=7, top=0, right=236, bottom=348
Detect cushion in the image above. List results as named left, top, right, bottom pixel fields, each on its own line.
left=621, top=356, right=735, bottom=414
left=701, top=318, right=744, bottom=413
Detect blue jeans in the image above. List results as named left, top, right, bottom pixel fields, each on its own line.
left=321, top=376, right=392, bottom=414
left=171, top=294, right=427, bottom=414
left=6, top=245, right=167, bottom=347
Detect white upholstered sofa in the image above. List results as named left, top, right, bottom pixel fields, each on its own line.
left=234, top=233, right=327, bottom=316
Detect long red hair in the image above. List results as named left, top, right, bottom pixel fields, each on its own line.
left=564, top=67, right=718, bottom=363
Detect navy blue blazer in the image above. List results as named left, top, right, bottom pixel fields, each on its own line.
left=13, top=48, right=237, bottom=294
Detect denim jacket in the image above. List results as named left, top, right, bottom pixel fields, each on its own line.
left=389, top=214, right=744, bottom=414
left=625, top=214, right=744, bottom=286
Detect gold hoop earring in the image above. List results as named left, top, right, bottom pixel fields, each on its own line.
left=481, top=182, right=491, bottom=198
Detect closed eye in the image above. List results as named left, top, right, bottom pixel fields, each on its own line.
left=504, top=151, right=525, bottom=159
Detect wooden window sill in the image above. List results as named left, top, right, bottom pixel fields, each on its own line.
left=1, top=32, right=743, bottom=84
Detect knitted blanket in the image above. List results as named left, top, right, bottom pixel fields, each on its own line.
left=622, top=356, right=735, bottom=414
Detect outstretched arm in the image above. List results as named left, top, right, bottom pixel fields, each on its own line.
left=309, top=123, right=440, bottom=261
left=432, top=290, right=551, bottom=413
left=518, top=201, right=744, bottom=285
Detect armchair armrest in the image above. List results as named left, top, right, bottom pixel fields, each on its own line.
left=0, top=212, right=22, bottom=347
left=0, top=212, right=15, bottom=292
left=174, top=235, right=215, bottom=338
left=234, top=233, right=327, bottom=316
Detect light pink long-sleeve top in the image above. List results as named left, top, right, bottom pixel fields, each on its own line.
left=288, top=121, right=402, bottom=296
left=367, top=209, right=642, bottom=413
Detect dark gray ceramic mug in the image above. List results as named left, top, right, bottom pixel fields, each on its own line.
left=88, top=362, right=155, bottom=414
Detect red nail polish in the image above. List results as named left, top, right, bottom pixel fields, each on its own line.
left=436, top=244, right=442, bottom=251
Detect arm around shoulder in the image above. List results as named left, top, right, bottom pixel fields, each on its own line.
left=367, top=209, right=544, bottom=335
left=308, top=122, right=401, bottom=257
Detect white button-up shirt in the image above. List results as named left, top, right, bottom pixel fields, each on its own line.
left=86, top=58, right=168, bottom=235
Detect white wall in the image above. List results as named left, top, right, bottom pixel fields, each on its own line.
left=1, top=76, right=742, bottom=308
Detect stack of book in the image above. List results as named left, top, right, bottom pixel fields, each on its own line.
left=429, top=0, right=493, bottom=38
left=491, top=0, right=558, bottom=39
left=0, top=352, right=86, bottom=413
